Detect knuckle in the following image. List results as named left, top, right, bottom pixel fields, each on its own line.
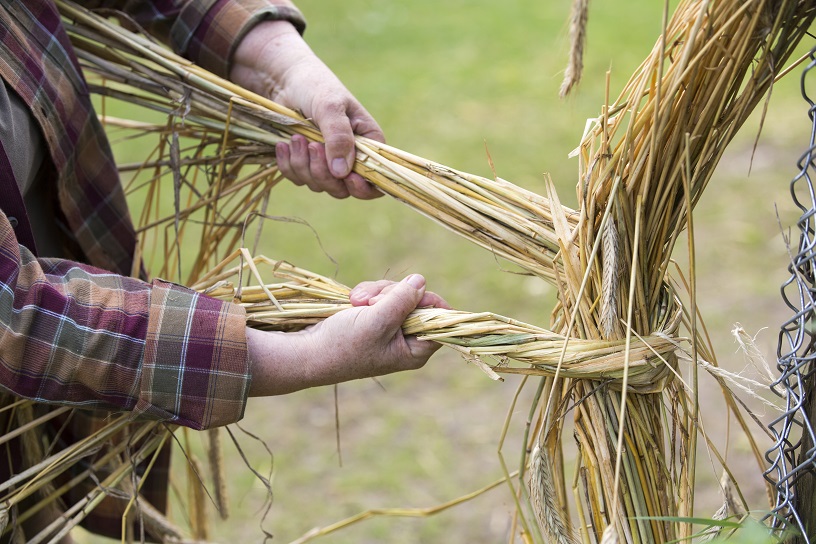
left=317, top=97, right=348, bottom=117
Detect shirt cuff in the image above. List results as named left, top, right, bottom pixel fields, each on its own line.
left=134, top=279, right=250, bottom=430
left=171, top=0, right=307, bottom=78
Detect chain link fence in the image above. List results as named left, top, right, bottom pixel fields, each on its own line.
left=765, top=46, right=816, bottom=543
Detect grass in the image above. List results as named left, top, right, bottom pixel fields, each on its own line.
left=74, top=0, right=816, bottom=542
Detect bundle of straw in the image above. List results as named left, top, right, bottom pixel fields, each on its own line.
left=28, top=0, right=814, bottom=542
left=61, top=0, right=577, bottom=285
left=0, top=401, right=169, bottom=542
left=551, top=2, right=816, bottom=542
left=192, top=250, right=681, bottom=388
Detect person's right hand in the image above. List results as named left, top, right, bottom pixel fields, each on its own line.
left=230, top=20, right=384, bottom=200
left=246, top=274, right=449, bottom=396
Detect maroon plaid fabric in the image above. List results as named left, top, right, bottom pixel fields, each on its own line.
left=82, top=0, right=306, bottom=79
left=0, top=0, right=305, bottom=539
left=0, top=217, right=251, bottom=425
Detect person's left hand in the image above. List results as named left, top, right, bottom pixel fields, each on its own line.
left=349, top=278, right=450, bottom=309
left=246, top=274, right=450, bottom=396
left=230, top=20, right=384, bottom=200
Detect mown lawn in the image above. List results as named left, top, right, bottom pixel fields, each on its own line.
left=79, top=1, right=814, bottom=542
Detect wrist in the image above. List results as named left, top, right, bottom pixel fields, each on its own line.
left=230, top=20, right=311, bottom=96
left=246, top=326, right=314, bottom=396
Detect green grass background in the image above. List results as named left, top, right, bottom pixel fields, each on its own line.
left=78, top=1, right=815, bottom=542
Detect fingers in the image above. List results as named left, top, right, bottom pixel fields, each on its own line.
left=418, top=290, right=452, bottom=310
left=349, top=279, right=394, bottom=306
left=342, top=108, right=385, bottom=199
left=313, top=99, right=356, bottom=179
left=275, top=97, right=385, bottom=200
left=276, top=136, right=383, bottom=200
left=276, top=136, right=349, bottom=199
left=350, top=277, right=452, bottom=309
left=364, top=275, right=444, bottom=362
left=344, top=173, right=383, bottom=200
left=348, top=103, right=386, bottom=144
left=314, top=98, right=386, bottom=176
left=361, top=274, right=427, bottom=335
left=404, top=335, right=442, bottom=360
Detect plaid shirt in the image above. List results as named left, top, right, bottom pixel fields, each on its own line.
left=0, top=0, right=305, bottom=537
left=0, top=0, right=305, bottom=436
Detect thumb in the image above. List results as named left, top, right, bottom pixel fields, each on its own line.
left=366, top=274, right=426, bottom=330
left=312, top=99, right=356, bottom=178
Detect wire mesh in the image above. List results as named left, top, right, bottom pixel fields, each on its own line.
left=765, top=46, right=816, bottom=543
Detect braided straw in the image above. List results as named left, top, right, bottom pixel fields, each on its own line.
left=192, top=250, right=682, bottom=390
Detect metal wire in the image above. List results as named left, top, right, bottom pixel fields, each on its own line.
left=765, top=46, right=816, bottom=542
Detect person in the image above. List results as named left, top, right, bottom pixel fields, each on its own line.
left=0, top=0, right=448, bottom=540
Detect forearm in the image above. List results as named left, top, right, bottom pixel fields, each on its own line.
left=229, top=19, right=312, bottom=98
left=0, top=215, right=249, bottom=429
left=246, top=327, right=310, bottom=396
left=246, top=325, right=378, bottom=397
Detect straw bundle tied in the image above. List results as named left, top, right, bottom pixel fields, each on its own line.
left=1, top=0, right=805, bottom=542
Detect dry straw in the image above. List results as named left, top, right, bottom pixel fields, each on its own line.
left=1, top=0, right=811, bottom=542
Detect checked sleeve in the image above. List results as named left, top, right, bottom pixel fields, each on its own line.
left=0, top=211, right=250, bottom=430
left=81, top=0, right=306, bottom=79
left=171, top=0, right=307, bottom=78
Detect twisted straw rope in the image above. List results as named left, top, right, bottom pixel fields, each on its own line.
left=192, top=250, right=683, bottom=391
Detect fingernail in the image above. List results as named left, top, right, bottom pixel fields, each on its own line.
left=404, top=274, right=424, bottom=289
left=331, top=158, right=348, bottom=177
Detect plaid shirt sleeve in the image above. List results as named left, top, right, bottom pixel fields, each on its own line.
left=172, top=0, right=307, bottom=78
left=0, top=211, right=250, bottom=430
left=85, top=0, right=306, bottom=78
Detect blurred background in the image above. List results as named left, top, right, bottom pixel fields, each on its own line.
left=80, top=0, right=815, bottom=542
